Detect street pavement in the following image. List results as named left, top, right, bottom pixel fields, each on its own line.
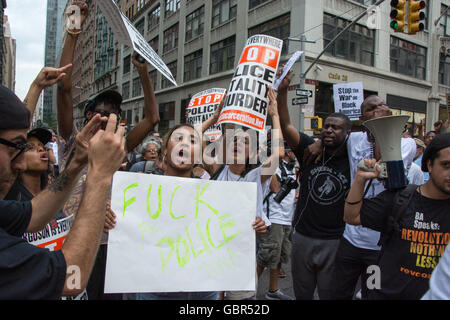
left=256, top=261, right=296, bottom=300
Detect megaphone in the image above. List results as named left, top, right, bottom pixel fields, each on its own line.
left=359, top=115, right=410, bottom=190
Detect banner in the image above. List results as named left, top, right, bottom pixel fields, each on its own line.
left=96, top=0, right=177, bottom=86
left=187, top=88, right=226, bottom=142
left=105, top=172, right=257, bottom=293
left=333, top=82, right=364, bottom=120
left=217, top=35, right=283, bottom=131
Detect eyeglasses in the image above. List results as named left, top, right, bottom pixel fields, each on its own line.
left=0, top=138, right=33, bottom=162
left=145, top=149, right=159, bottom=153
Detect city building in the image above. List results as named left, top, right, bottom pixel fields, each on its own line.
left=43, top=0, right=67, bottom=128
left=97, top=1, right=450, bottom=137
left=0, top=0, right=6, bottom=86
left=2, top=14, right=15, bottom=91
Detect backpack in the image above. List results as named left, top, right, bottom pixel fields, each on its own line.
left=377, top=184, right=418, bottom=260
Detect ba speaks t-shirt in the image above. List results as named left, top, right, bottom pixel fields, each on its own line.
left=361, top=189, right=450, bottom=300
left=293, top=133, right=350, bottom=239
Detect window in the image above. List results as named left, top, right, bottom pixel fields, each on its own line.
left=135, top=18, right=145, bottom=36
left=186, top=6, right=205, bottom=41
left=184, top=50, right=203, bottom=82
left=123, top=55, right=131, bottom=74
left=159, top=101, right=175, bottom=136
left=165, top=0, right=180, bottom=17
left=148, top=5, right=160, bottom=30
left=162, top=61, right=177, bottom=89
left=210, top=36, right=235, bottom=75
left=439, top=4, right=450, bottom=37
left=249, top=0, right=270, bottom=10
left=390, top=37, right=426, bottom=80
left=163, top=23, right=179, bottom=53
left=353, top=0, right=376, bottom=5
left=149, top=36, right=159, bottom=53
left=248, top=13, right=290, bottom=55
left=122, top=81, right=130, bottom=99
left=132, top=77, right=142, bottom=97
left=212, top=0, right=237, bottom=28
left=323, top=13, right=375, bottom=67
left=149, top=69, right=158, bottom=89
left=439, top=53, right=450, bottom=86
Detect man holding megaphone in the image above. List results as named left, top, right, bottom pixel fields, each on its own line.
left=343, top=133, right=450, bottom=300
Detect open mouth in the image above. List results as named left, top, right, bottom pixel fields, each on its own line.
left=176, top=148, right=189, bottom=165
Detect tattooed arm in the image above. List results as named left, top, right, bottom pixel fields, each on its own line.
left=27, top=114, right=106, bottom=233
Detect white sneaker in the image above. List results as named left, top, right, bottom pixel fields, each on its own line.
left=265, top=289, right=294, bottom=300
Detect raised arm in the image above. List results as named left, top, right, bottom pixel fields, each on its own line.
left=61, top=114, right=125, bottom=296
left=28, top=114, right=106, bottom=232
left=124, top=53, right=160, bottom=152
left=57, top=1, right=88, bottom=141
left=261, top=87, right=285, bottom=183
left=24, top=65, right=72, bottom=122
left=344, top=159, right=380, bottom=226
left=276, top=67, right=300, bottom=151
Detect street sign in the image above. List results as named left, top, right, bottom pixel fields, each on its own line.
left=296, top=89, right=313, bottom=97
left=292, top=97, right=308, bottom=105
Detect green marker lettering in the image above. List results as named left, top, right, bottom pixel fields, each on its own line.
left=185, top=223, right=211, bottom=259
left=176, top=233, right=190, bottom=267
left=146, top=184, right=162, bottom=219
left=195, top=184, right=219, bottom=219
left=123, top=183, right=139, bottom=218
left=170, top=185, right=185, bottom=219
left=156, top=236, right=175, bottom=274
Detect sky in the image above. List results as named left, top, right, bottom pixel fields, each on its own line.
left=5, top=0, right=47, bottom=100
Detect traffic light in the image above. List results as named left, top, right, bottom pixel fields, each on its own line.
left=408, top=0, right=426, bottom=34
left=390, top=0, right=406, bottom=32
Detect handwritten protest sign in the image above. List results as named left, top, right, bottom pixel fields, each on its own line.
left=105, top=172, right=256, bottom=293
left=217, top=35, right=283, bottom=131
left=187, top=88, right=226, bottom=142
left=96, top=0, right=177, bottom=86
left=333, top=82, right=364, bottom=120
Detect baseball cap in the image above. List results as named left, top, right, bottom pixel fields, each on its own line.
left=421, top=133, right=450, bottom=172
left=0, top=85, right=30, bottom=130
left=27, top=128, right=52, bottom=145
left=84, top=90, right=123, bottom=117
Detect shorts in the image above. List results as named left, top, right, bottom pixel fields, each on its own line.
left=256, top=223, right=291, bottom=269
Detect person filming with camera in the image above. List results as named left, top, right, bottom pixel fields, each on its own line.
left=256, top=142, right=298, bottom=300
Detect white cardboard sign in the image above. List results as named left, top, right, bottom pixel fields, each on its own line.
left=333, top=82, right=364, bottom=120
left=105, top=172, right=257, bottom=293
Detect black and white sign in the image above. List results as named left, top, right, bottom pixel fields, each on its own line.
left=296, top=89, right=313, bottom=97
left=292, top=97, right=308, bottom=105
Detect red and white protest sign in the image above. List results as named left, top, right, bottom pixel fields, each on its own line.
left=187, top=88, right=226, bottom=141
left=217, top=35, right=283, bottom=131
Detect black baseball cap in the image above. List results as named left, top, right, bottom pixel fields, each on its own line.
left=0, top=85, right=30, bottom=130
left=84, top=90, right=123, bottom=117
left=27, top=128, right=52, bottom=145
left=421, top=132, right=450, bottom=172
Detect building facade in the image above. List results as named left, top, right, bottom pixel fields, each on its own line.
left=2, top=14, right=15, bottom=91
left=0, top=0, right=6, bottom=86
left=43, top=0, right=67, bottom=128
left=103, top=0, right=450, bottom=136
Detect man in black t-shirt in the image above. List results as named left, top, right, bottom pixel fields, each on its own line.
left=0, top=84, right=126, bottom=299
left=276, top=70, right=351, bottom=299
left=344, top=133, right=450, bottom=299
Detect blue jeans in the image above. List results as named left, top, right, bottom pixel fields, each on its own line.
left=136, top=291, right=218, bottom=300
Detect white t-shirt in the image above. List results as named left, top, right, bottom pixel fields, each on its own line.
left=216, top=165, right=272, bottom=227
left=422, top=245, right=450, bottom=300
left=262, top=162, right=296, bottom=226
left=407, top=162, right=424, bottom=185
left=46, top=141, right=59, bottom=166
left=344, top=131, right=416, bottom=250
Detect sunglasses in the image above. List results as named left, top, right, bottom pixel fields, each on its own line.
left=0, top=138, right=33, bottom=162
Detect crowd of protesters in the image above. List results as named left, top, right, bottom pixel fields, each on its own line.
left=1, top=1, right=449, bottom=301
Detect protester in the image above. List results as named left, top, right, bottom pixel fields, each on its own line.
left=256, top=143, right=297, bottom=300
left=414, top=137, right=428, bottom=183
left=425, top=131, right=437, bottom=147
left=135, top=124, right=217, bottom=300
left=46, top=130, right=60, bottom=177
left=129, top=137, right=164, bottom=174
left=0, top=84, right=125, bottom=298
left=344, top=133, right=450, bottom=299
left=200, top=86, right=284, bottom=300
left=313, top=95, right=415, bottom=300
left=56, top=1, right=159, bottom=300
